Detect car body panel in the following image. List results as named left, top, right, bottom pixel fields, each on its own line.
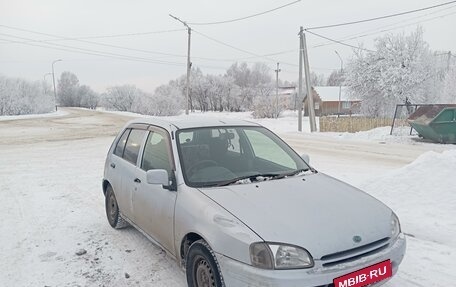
left=133, top=167, right=177, bottom=255
left=197, top=172, right=392, bottom=260
left=217, top=234, right=406, bottom=287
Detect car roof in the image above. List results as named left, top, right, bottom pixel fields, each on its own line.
left=126, top=116, right=261, bottom=130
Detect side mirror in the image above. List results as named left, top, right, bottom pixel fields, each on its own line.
left=146, top=169, right=169, bottom=186
left=301, top=153, right=310, bottom=164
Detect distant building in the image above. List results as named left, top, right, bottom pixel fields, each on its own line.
left=303, top=86, right=361, bottom=116
left=278, top=86, right=297, bottom=109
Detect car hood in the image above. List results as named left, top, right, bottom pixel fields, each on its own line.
left=198, top=173, right=392, bottom=259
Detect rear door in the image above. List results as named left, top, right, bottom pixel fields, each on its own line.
left=106, top=128, right=130, bottom=200
left=133, top=127, right=177, bottom=255
left=114, top=128, right=148, bottom=220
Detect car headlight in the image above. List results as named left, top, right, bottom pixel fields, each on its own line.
left=391, top=212, right=401, bottom=239
left=250, top=242, right=314, bottom=269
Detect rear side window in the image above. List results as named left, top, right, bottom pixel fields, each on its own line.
left=114, top=129, right=130, bottom=157
left=123, top=129, right=147, bottom=165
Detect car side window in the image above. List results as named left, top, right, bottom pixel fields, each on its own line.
left=141, top=130, right=172, bottom=175
left=114, top=129, right=130, bottom=157
left=123, top=129, right=147, bottom=165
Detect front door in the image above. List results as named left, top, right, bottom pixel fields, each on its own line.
left=133, top=127, right=177, bottom=255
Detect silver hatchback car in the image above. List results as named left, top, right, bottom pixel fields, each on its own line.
left=103, top=117, right=405, bottom=287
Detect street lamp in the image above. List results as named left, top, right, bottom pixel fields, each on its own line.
left=334, top=51, right=343, bottom=116
left=43, top=73, right=52, bottom=96
left=51, top=59, right=62, bottom=111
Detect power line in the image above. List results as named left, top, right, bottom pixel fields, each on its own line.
left=311, top=5, right=456, bottom=48
left=193, top=29, right=299, bottom=67
left=193, top=49, right=297, bottom=63
left=0, top=37, right=183, bottom=66
left=306, top=0, right=456, bottom=30
left=311, top=8, right=456, bottom=49
left=306, top=30, right=376, bottom=52
left=0, top=24, right=188, bottom=59
left=187, top=0, right=301, bottom=25
left=62, top=29, right=186, bottom=40
left=0, top=23, right=296, bottom=63
left=0, top=33, right=187, bottom=66
left=0, top=24, right=299, bottom=71
left=0, top=24, right=185, bottom=40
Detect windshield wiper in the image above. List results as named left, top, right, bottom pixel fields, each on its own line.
left=216, top=173, right=281, bottom=187
left=274, top=168, right=316, bottom=179
left=215, top=168, right=316, bottom=187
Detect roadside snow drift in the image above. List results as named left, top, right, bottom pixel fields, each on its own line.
left=360, top=150, right=456, bottom=286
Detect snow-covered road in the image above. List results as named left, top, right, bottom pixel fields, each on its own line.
left=0, top=108, right=454, bottom=286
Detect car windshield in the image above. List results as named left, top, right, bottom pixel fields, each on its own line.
left=176, top=126, right=310, bottom=188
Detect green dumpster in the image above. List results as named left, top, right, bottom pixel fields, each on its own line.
left=408, top=105, right=456, bottom=144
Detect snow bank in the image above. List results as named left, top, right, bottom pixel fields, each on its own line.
left=361, top=150, right=456, bottom=248
left=323, top=126, right=419, bottom=144
left=360, top=149, right=456, bottom=286
left=0, top=110, right=68, bottom=121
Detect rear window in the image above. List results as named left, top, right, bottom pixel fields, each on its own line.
left=114, top=129, right=130, bottom=157
left=123, top=129, right=147, bottom=165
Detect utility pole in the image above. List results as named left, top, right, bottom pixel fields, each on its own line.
left=274, top=62, right=281, bottom=119
left=51, top=59, right=62, bottom=112
left=335, top=50, right=343, bottom=117
left=300, top=29, right=317, bottom=132
left=298, top=27, right=304, bottom=132
left=447, top=51, right=452, bottom=71
left=170, top=14, right=192, bottom=115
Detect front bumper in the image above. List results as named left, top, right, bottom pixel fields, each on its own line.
left=217, top=234, right=406, bottom=287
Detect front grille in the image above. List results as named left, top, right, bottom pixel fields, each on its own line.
left=321, top=237, right=390, bottom=267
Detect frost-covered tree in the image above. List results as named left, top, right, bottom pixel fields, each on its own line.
left=103, top=85, right=142, bottom=112
left=57, top=71, right=80, bottom=107
left=251, top=84, right=283, bottom=118
left=191, top=68, right=210, bottom=112
left=441, top=67, right=456, bottom=103
left=0, top=75, right=53, bottom=115
left=310, top=72, right=326, bottom=86
left=326, top=70, right=344, bottom=86
left=226, top=62, right=274, bottom=111
left=148, top=84, right=182, bottom=116
left=345, top=28, right=434, bottom=117
left=78, top=85, right=99, bottom=109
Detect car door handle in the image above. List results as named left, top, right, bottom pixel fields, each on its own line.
left=110, top=163, right=116, bottom=168
left=134, top=178, right=141, bottom=183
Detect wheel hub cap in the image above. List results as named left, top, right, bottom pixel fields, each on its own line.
left=195, top=259, right=215, bottom=287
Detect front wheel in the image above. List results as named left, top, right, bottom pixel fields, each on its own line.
left=186, top=240, right=225, bottom=287
left=105, top=185, right=129, bottom=229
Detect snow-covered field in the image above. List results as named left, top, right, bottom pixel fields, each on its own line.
left=1, top=108, right=455, bottom=286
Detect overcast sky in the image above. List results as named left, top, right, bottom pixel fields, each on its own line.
left=1, top=0, right=455, bottom=92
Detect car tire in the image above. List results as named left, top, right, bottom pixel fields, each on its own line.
left=105, top=185, right=129, bottom=229
left=186, top=240, right=225, bottom=287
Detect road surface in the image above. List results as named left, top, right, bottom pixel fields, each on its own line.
left=0, top=108, right=452, bottom=286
